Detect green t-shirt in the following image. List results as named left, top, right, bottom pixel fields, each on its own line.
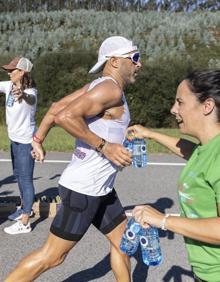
left=178, top=133, right=220, bottom=282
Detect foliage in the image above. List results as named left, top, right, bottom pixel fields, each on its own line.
left=0, top=10, right=219, bottom=127
left=0, top=0, right=219, bottom=13
left=0, top=10, right=219, bottom=60
left=32, top=51, right=96, bottom=107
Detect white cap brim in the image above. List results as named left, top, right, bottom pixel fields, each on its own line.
left=89, top=58, right=108, bottom=74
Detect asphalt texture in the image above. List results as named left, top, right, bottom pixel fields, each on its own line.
left=0, top=152, right=194, bottom=282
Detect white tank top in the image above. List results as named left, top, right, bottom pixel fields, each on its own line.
left=59, top=76, right=130, bottom=196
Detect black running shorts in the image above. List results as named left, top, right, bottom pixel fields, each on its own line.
left=50, top=185, right=126, bottom=241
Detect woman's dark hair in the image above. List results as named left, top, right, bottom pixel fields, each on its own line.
left=21, top=72, right=36, bottom=91
left=186, top=70, right=220, bottom=121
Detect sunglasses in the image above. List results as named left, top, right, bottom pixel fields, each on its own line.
left=107, top=52, right=140, bottom=64
left=120, top=52, right=140, bottom=64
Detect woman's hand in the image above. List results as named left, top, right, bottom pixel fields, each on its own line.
left=12, top=85, right=23, bottom=102
left=132, top=205, right=164, bottom=228
left=127, top=125, right=153, bottom=139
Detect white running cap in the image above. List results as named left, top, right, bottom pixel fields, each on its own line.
left=89, top=36, right=138, bottom=74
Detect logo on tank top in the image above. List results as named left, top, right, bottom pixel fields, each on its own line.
left=74, top=148, right=86, bottom=160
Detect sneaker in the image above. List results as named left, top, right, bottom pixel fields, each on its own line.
left=8, top=208, right=34, bottom=221
left=4, top=221, right=32, bottom=235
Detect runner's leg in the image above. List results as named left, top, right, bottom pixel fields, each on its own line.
left=92, top=189, right=131, bottom=282
left=4, top=232, right=77, bottom=282
left=106, top=218, right=131, bottom=282
left=5, top=186, right=97, bottom=282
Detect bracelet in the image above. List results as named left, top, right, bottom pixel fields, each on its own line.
left=96, top=138, right=106, bottom=152
left=160, top=214, right=170, bottom=231
left=33, top=135, right=43, bottom=145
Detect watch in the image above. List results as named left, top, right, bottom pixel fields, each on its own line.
left=96, top=138, right=106, bottom=152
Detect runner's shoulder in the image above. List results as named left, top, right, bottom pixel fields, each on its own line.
left=96, top=79, right=122, bottom=100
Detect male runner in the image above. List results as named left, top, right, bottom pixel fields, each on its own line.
left=5, top=35, right=141, bottom=282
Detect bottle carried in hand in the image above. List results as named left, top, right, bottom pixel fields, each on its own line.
left=123, top=133, right=147, bottom=168
left=139, top=226, right=162, bottom=266
left=120, top=218, right=162, bottom=266
left=132, top=138, right=147, bottom=168
left=120, top=218, right=141, bottom=256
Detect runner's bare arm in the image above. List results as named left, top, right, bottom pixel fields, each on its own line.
left=31, top=84, right=89, bottom=162
left=54, top=80, right=131, bottom=167
left=34, top=84, right=90, bottom=141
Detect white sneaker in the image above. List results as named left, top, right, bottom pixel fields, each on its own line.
left=4, top=221, right=32, bottom=235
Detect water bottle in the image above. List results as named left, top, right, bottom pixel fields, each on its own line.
left=132, top=138, right=147, bottom=168
left=123, top=135, right=134, bottom=154
left=7, top=92, right=15, bottom=107
left=139, top=226, right=162, bottom=266
left=120, top=218, right=141, bottom=256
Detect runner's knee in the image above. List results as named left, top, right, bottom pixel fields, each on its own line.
left=40, top=247, right=68, bottom=268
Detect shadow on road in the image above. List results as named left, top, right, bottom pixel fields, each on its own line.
left=49, top=173, right=61, bottom=180
left=132, top=246, right=149, bottom=281
left=163, top=265, right=193, bottom=281
left=0, top=175, right=17, bottom=188
left=35, top=186, right=59, bottom=199
left=0, top=175, right=42, bottom=190
left=61, top=254, right=111, bottom=282
left=124, top=197, right=174, bottom=214
left=61, top=248, right=193, bottom=282
left=61, top=250, right=149, bottom=282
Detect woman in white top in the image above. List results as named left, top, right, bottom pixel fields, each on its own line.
left=0, top=57, right=37, bottom=234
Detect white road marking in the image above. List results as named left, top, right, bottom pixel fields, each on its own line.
left=0, top=159, right=186, bottom=166
left=125, top=211, right=180, bottom=217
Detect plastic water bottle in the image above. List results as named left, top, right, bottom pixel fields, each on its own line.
left=139, top=227, right=162, bottom=266
left=120, top=218, right=141, bottom=256
left=132, top=138, right=147, bottom=168
left=123, top=135, right=133, bottom=154
left=7, top=92, right=15, bottom=107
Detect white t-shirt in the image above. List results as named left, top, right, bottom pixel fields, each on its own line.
left=59, top=76, right=131, bottom=196
left=0, top=81, right=37, bottom=144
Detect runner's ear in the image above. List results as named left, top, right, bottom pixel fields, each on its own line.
left=108, top=57, right=120, bottom=70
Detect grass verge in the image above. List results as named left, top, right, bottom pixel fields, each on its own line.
left=0, top=125, right=196, bottom=154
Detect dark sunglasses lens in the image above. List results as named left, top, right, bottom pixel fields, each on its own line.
left=132, top=53, right=140, bottom=63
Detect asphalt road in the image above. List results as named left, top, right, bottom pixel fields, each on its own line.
left=0, top=152, right=194, bottom=282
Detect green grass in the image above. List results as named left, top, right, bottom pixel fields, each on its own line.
left=0, top=124, right=9, bottom=151
left=0, top=125, right=75, bottom=152
left=0, top=124, right=196, bottom=153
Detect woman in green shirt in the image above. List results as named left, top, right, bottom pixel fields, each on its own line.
left=129, top=70, right=220, bottom=282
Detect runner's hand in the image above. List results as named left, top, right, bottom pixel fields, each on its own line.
left=31, top=142, right=46, bottom=163
left=102, top=142, right=132, bottom=167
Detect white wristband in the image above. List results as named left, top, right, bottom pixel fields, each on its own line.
left=160, top=214, right=170, bottom=230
